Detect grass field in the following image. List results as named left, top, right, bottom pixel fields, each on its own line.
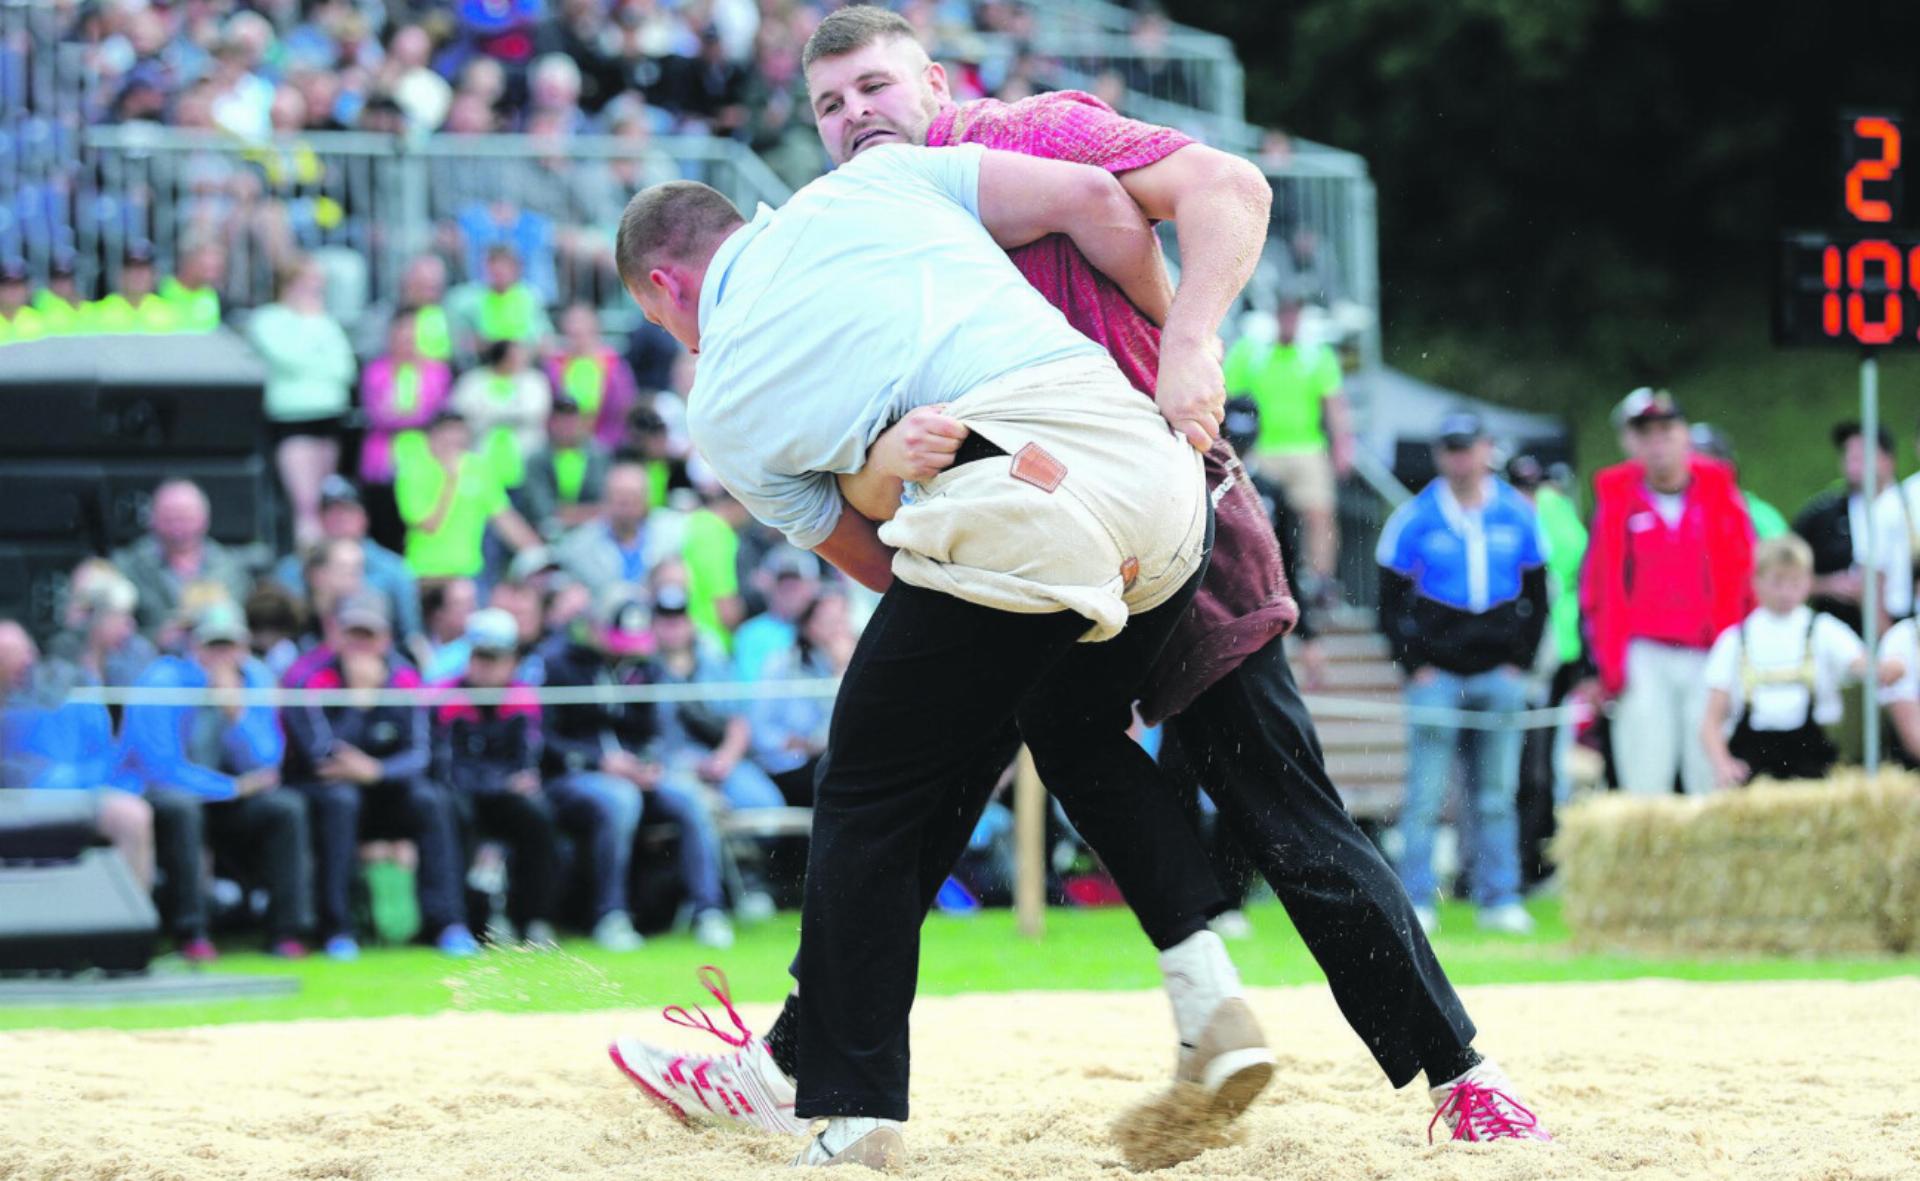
left=5, top=896, right=1915, bottom=1032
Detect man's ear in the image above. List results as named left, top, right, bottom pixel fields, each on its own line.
left=926, top=60, right=950, bottom=102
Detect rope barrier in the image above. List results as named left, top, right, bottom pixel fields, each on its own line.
left=52, top=678, right=1589, bottom=732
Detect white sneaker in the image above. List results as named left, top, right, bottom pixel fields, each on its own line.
left=1429, top=1058, right=1551, bottom=1143
left=1414, top=905, right=1440, bottom=936
left=609, top=968, right=807, bottom=1136
left=1209, top=909, right=1254, bottom=940
left=1476, top=903, right=1536, bottom=936
left=593, top=910, right=645, bottom=952
left=738, top=890, right=778, bottom=922
left=793, top=1117, right=905, bottom=1170
left=1161, top=930, right=1274, bottom=1119
left=522, top=920, right=558, bottom=947
left=694, top=909, right=736, bottom=949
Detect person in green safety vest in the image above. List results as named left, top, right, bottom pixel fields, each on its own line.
left=0, top=260, right=47, bottom=344
left=450, top=338, right=551, bottom=491
left=32, top=255, right=87, bottom=335
left=83, top=244, right=181, bottom=334
left=396, top=253, right=454, bottom=362
left=545, top=303, right=641, bottom=451
left=513, top=393, right=612, bottom=538
left=158, top=240, right=225, bottom=332
left=1690, top=422, right=1788, bottom=540
left=1505, top=452, right=1590, bottom=890
left=448, top=244, right=552, bottom=358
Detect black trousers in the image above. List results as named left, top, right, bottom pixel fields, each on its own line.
left=1157, top=639, right=1475, bottom=1087
left=296, top=778, right=465, bottom=940
left=792, top=630, right=1476, bottom=1094
left=795, top=545, right=1224, bottom=1121
left=1728, top=715, right=1837, bottom=782
left=453, top=787, right=561, bottom=929
left=149, top=788, right=314, bottom=942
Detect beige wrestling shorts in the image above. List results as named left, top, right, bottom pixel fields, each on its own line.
left=877, top=353, right=1208, bottom=642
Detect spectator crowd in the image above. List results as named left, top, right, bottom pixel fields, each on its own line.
left=1363, top=388, right=1920, bottom=937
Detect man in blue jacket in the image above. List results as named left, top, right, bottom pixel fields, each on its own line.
left=0, top=620, right=154, bottom=891
left=120, top=603, right=313, bottom=960
left=1375, top=413, right=1548, bottom=938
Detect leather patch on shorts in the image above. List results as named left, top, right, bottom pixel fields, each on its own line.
left=1120, top=557, right=1140, bottom=589
left=1009, top=442, right=1067, bottom=493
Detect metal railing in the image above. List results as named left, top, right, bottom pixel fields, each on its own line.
left=71, top=126, right=793, bottom=313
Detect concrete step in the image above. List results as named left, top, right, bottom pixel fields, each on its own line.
left=1312, top=661, right=1404, bottom=693
left=1323, top=749, right=1408, bottom=783
left=1288, top=631, right=1391, bottom=662
left=1313, top=720, right=1404, bottom=751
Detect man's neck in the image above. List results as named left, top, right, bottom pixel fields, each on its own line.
left=163, top=538, right=203, bottom=565
left=1445, top=476, right=1486, bottom=508
left=611, top=520, right=642, bottom=545
left=1646, top=468, right=1690, bottom=496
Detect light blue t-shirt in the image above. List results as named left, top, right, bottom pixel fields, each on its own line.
left=688, top=142, right=1108, bottom=550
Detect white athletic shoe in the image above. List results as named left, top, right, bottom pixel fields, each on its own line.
left=693, top=909, right=736, bottom=950
left=1476, top=903, right=1536, bottom=936
left=1429, top=1058, right=1552, bottom=1143
left=1414, top=904, right=1440, bottom=936
left=608, top=967, right=807, bottom=1136
left=593, top=910, right=645, bottom=952
left=792, top=1118, right=905, bottom=1170
left=1162, top=930, right=1275, bottom=1118
left=1209, top=909, right=1254, bottom=940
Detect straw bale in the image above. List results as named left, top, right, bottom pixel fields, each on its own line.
left=1553, top=770, right=1920, bottom=954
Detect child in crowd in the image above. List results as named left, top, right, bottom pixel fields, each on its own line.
left=1700, top=536, right=1899, bottom=785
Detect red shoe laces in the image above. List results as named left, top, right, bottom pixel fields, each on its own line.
left=1428, top=1081, right=1543, bottom=1143
left=662, top=965, right=754, bottom=1049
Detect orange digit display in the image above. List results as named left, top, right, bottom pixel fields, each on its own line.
left=1775, top=112, right=1916, bottom=349
left=1847, top=117, right=1901, bottom=223
left=1846, top=239, right=1903, bottom=343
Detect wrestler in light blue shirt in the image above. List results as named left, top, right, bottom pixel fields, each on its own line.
left=688, top=142, right=1108, bottom=550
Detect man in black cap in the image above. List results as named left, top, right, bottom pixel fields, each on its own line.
left=514, top=392, right=613, bottom=537
left=0, top=259, right=45, bottom=342
left=1794, top=422, right=1897, bottom=636
left=1376, top=412, right=1548, bottom=937
left=33, top=252, right=85, bottom=335
left=273, top=475, right=424, bottom=649
left=281, top=590, right=478, bottom=960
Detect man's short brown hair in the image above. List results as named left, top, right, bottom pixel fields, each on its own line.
left=614, top=181, right=745, bottom=289
left=802, top=4, right=918, bottom=72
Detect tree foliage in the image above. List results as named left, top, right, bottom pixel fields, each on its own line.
left=1167, top=0, right=1920, bottom=368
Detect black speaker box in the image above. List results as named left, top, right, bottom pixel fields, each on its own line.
left=0, top=334, right=266, bottom=459
left=0, top=849, right=159, bottom=974
left=0, top=540, right=95, bottom=641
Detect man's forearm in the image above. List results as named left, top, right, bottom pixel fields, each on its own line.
left=1158, top=157, right=1271, bottom=350
left=813, top=501, right=896, bottom=593
left=1065, top=182, right=1174, bottom=326
left=837, top=467, right=906, bottom=523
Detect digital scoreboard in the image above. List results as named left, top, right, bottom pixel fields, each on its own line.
left=1776, top=114, right=1920, bottom=348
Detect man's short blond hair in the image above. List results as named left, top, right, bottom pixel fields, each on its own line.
left=802, top=4, right=921, bottom=72
left=614, top=182, right=745, bottom=290
left=1753, top=535, right=1815, bottom=579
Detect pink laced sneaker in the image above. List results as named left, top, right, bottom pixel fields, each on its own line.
left=1428, top=1060, right=1552, bottom=1144
left=608, top=966, right=807, bottom=1137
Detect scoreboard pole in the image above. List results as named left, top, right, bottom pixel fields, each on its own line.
left=1862, top=351, right=1883, bottom=776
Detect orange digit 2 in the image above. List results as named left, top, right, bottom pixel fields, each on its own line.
left=1847, top=116, right=1901, bottom=223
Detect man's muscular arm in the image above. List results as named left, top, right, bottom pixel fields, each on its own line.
left=1118, top=144, right=1274, bottom=451
left=975, top=151, right=1173, bottom=329
left=836, top=405, right=971, bottom=521
left=812, top=498, right=896, bottom=593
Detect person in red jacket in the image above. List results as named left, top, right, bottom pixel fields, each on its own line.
left=1582, top=389, right=1756, bottom=795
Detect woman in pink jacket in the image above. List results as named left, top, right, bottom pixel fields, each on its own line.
left=358, top=307, right=454, bottom=550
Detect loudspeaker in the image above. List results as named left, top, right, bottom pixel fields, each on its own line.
left=0, top=334, right=266, bottom=459
left=0, top=790, right=99, bottom=861
left=0, top=541, right=94, bottom=642
left=0, top=849, right=159, bottom=974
